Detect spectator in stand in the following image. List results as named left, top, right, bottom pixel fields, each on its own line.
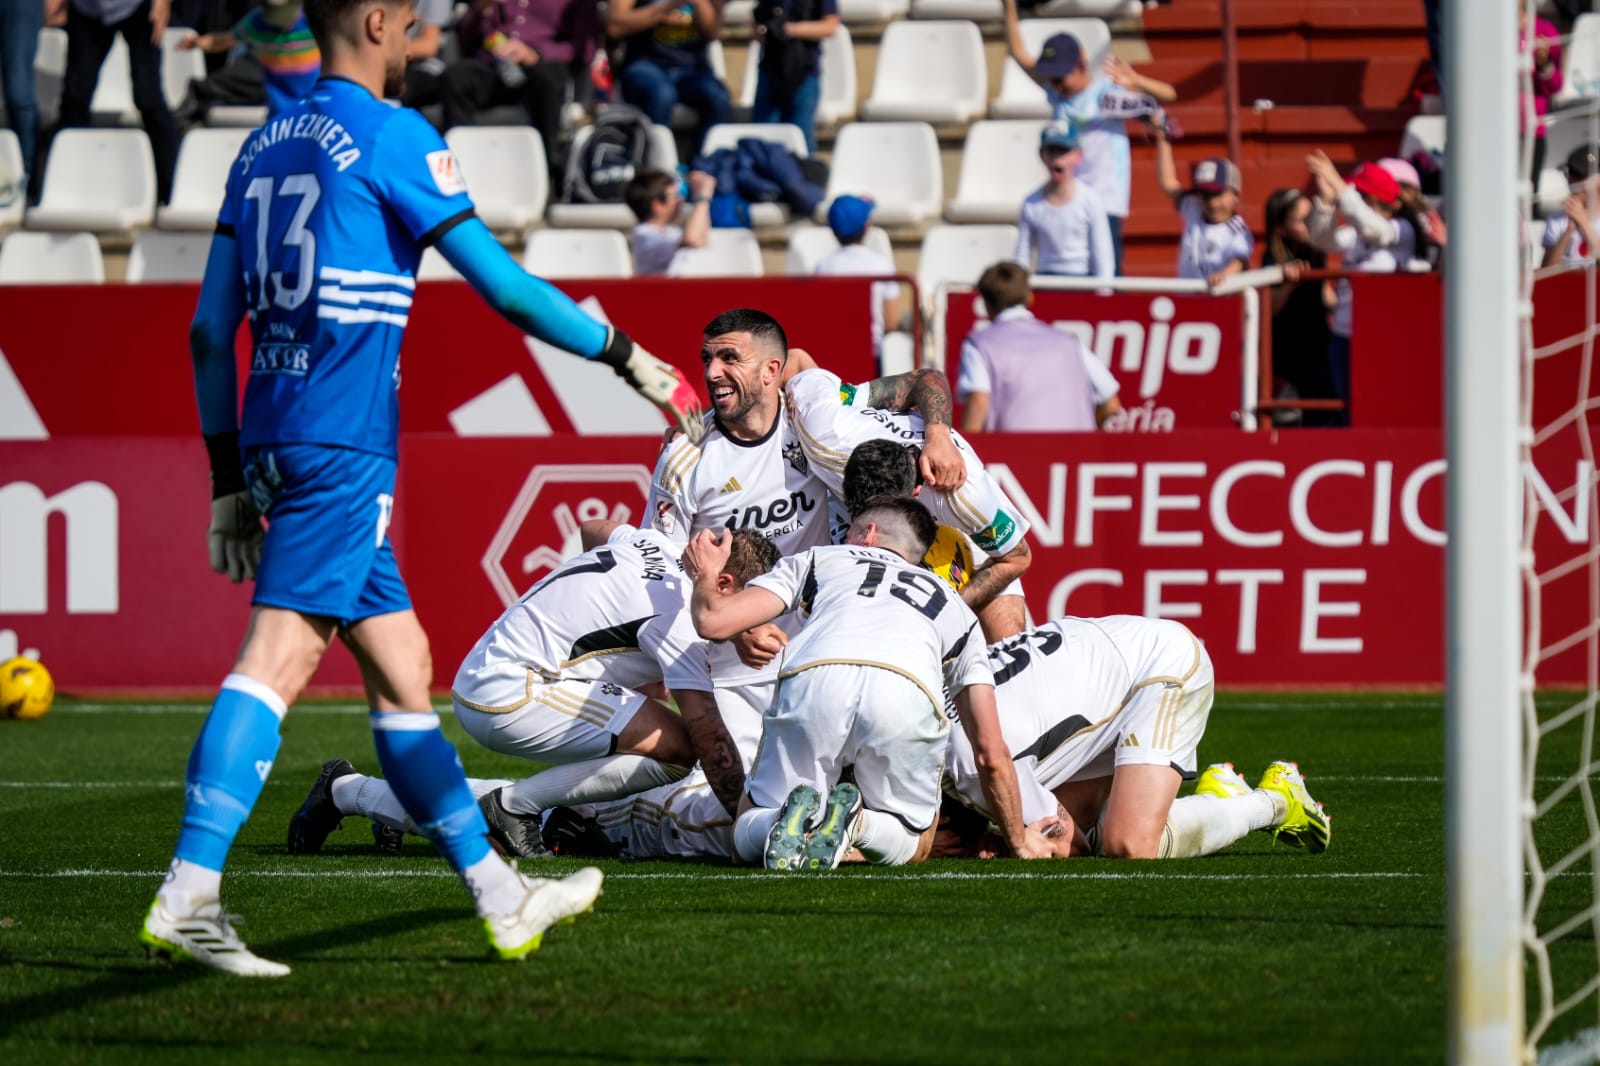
left=608, top=0, right=729, bottom=151
left=179, top=0, right=319, bottom=120
left=1544, top=145, right=1599, bottom=267
left=439, top=0, right=600, bottom=181
left=813, top=194, right=901, bottom=367
left=749, top=0, right=836, bottom=154
left=1378, top=156, right=1445, bottom=267
left=958, top=260, right=1121, bottom=432
left=1151, top=127, right=1252, bottom=286
left=1522, top=8, right=1563, bottom=188
left=58, top=0, right=180, bottom=202
left=1012, top=119, right=1114, bottom=279
left=627, top=167, right=715, bottom=275
left=1261, top=187, right=1337, bottom=427
left=1001, top=0, right=1175, bottom=275
left=0, top=0, right=47, bottom=199
left=399, top=0, right=453, bottom=110
left=1305, top=152, right=1417, bottom=426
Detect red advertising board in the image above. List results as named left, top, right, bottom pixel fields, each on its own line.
left=942, top=289, right=1249, bottom=430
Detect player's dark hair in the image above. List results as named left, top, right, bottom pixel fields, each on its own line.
left=856, top=495, right=937, bottom=559
left=976, top=260, right=1031, bottom=317
left=624, top=169, right=677, bottom=223
left=723, top=529, right=780, bottom=586
left=843, top=439, right=919, bottom=516
left=702, top=308, right=789, bottom=357
left=303, top=0, right=383, bottom=48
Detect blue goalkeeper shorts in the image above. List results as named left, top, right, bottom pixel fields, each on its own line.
left=244, top=443, right=411, bottom=626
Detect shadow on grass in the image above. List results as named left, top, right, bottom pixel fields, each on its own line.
left=0, top=906, right=462, bottom=1036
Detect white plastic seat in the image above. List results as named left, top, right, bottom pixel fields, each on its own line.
left=723, top=0, right=755, bottom=25
left=158, top=127, right=251, bottom=230
left=740, top=31, right=858, bottom=128
left=0, top=130, right=23, bottom=231
left=206, top=105, right=269, bottom=127
left=989, top=17, right=1111, bottom=119
left=910, top=0, right=1001, bottom=20
left=34, top=28, right=67, bottom=127
left=860, top=21, right=985, bottom=124
left=546, top=121, right=679, bottom=229
left=161, top=28, right=207, bottom=112
left=1034, top=0, right=1140, bottom=16
left=445, top=126, right=548, bottom=231
left=946, top=120, right=1048, bottom=223
left=822, top=122, right=942, bottom=226
left=523, top=228, right=633, bottom=278
left=916, top=223, right=1018, bottom=310
left=0, top=230, right=105, bottom=283
left=126, top=231, right=211, bottom=281
left=785, top=223, right=894, bottom=274
left=1398, top=115, right=1446, bottom=160
left=667, top=228, right=763, bottom=276
left=92, top=35, right=138, bottom=124
left=28, top=129, right=157, bottom=232
left=1562, top=13, right=1600, bottom=100
left=836, top=0, right=910, bottom=23
left=879, top=330, right=916, bottom=375
left=701, top=122, right=810, bottom=157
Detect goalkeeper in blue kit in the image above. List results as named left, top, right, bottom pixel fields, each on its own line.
left=139, top=0, right=702, bottom=977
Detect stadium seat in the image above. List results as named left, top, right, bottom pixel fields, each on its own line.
left=701, top=122, right=810, bottom=157
left=417, top=247, right=463, bottom=280
left=740, top=31, right=859, bottom=128
left=546, top=122, right=679, bottom=229
left=207, top=105, right=269, bottom=127
left=0, top=130, right=22, bottom=231
left=523, top=228, right=633, bottom=278
left=33, top=28, right=66, bottom=127
left=723, top=0, right=754, bottom=25
left=785, top=223, right=894, bottom=274
left=27, top=129, right=157, bottom=232
left=836, top=0, right=910, bottom=23
left=1561, top=13, right=1600, bottom=100
left=161, top=28, right=207, bottom=112
left=860, top=21, right=986, bottom=124
left=988, top=17, right=1111, bottom=120
left=126, top=231, right=210, bottom=282
left=1398, top=114, right=1446, bottom=159
left=1544, top=107, right=1596, bottom=185
left=1033, top=0, right=1139, bottom=16
left=666, top=228, right=763, bottom=276
left=0, top=230, right=105, bottom=283
left=445, top=126, right=548, bottom=232
left=157, top=127, right=251, bottom=230
left=917, top=223, right=1018, bottom=310
left=880, top=330, right=916, bottom=375
left=945, top=120, right=1046, bottom=223
left=823, top=122, right=943, bottom=226
left=909, top=0, right=1000, bottom=21
left=91, top=35, right=138, bottom=124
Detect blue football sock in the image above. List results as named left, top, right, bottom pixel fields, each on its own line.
left=370, top=711, right=491, bottom=870
left=174, top=673, right=286, bottom=872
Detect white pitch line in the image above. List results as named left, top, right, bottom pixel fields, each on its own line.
left=0, top=868, right=1426, bottom=883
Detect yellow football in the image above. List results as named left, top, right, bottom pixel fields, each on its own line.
left=1, top=656, right=55, bottom=721
left=924, top=524, right=974, bottom=592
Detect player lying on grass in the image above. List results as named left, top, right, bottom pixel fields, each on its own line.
left=780, top=350, right=1034, bottom=642
left=937, top=616, right=1331, bottom=859
left=144, top=0, right=712, bottom=976
left=685, top=496, right=1054, bottom=870
left=286, top=526, right=779, bottom=856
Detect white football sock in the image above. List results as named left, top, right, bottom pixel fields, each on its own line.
left=460, top=852, right=526, bottom=918
left=500, top=755, right=689, bottom=815
left=733, top=806, right=781, bottom=864
left=852, top=809, right=919, bottom=866
left=157, top=857, right=222, bottom=914
left=1159, top=791, right=1277, bottom=859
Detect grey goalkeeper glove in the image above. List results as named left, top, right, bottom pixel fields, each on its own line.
left=596, top=327, right=706, bottom=443
left=203, top=431, right=264, bottom=583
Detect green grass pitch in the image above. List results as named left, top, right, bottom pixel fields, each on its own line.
left=1, top=693, right=1594, bottom=1064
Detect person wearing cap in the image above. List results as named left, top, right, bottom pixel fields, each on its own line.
left=1002, top=0, right=1174, bottom=276
left=1152, top=124, right=1252, bottom=287
left=1543, top=145, right=1598, bottom=268
left=1304, top=151, right=1418, bottom=425
left=1013, top=119, right=1114, bottom=279
left=814, top=194, right=902, bottom=368
left=1378, top=156, right=1445, bottom=265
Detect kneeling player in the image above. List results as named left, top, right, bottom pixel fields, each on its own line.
left=943, top=616, right=1331, bottom=859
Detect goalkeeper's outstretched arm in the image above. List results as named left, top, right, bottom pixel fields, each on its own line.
left=436, top=218, right=702, bottom=437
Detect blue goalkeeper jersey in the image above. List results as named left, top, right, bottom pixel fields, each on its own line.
left=215, top=76, right=475, bottom=458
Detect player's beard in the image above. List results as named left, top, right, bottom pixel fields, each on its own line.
left=383, top=55, right=407, bottom=98
left=711, top=381, right=761, bottom=426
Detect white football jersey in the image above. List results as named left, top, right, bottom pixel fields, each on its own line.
left=782, top=367, right=1031, bottom=558
left=647, top=407, right=839, bottom=684
left=750, top=543, right=993, bottom=718
left=943, top=615, right=1197, bottom=817
left=452, top=525, right=712, bottom=699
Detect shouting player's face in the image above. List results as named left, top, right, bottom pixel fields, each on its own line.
left=702, top=331, right=779, bottom=426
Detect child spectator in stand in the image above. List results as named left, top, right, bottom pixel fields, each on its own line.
left=1152, top=124, right=1252, bottom=286
left=180, top=0, right=320, bottom=120
left=1378, top=156, right=1445, bottom=268
left=1305, top=151, right=1417, bottom=426
left=1543, top=145, right=1598, bottom=267
left=1012, top=120, right=1114, bottom=279
left=1261, top=187, right=1337, bottom=426
left=813, top=194, right=902, bottom=368
left=625, top=168, right=716, bottom=276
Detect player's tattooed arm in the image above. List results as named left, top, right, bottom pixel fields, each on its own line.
left=866, top=369, right=967, bottom=489
left=677, top=689, right=746, bottom=816
left=961, top=539, right=1031, bottom=610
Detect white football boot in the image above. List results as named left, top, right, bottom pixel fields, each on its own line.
left=483, top=866, right=605, bottom=960
left=140, top=898, right=291, bottom=978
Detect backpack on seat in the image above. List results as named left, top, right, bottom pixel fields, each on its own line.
left=563, top=105, right=655, bottom=204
